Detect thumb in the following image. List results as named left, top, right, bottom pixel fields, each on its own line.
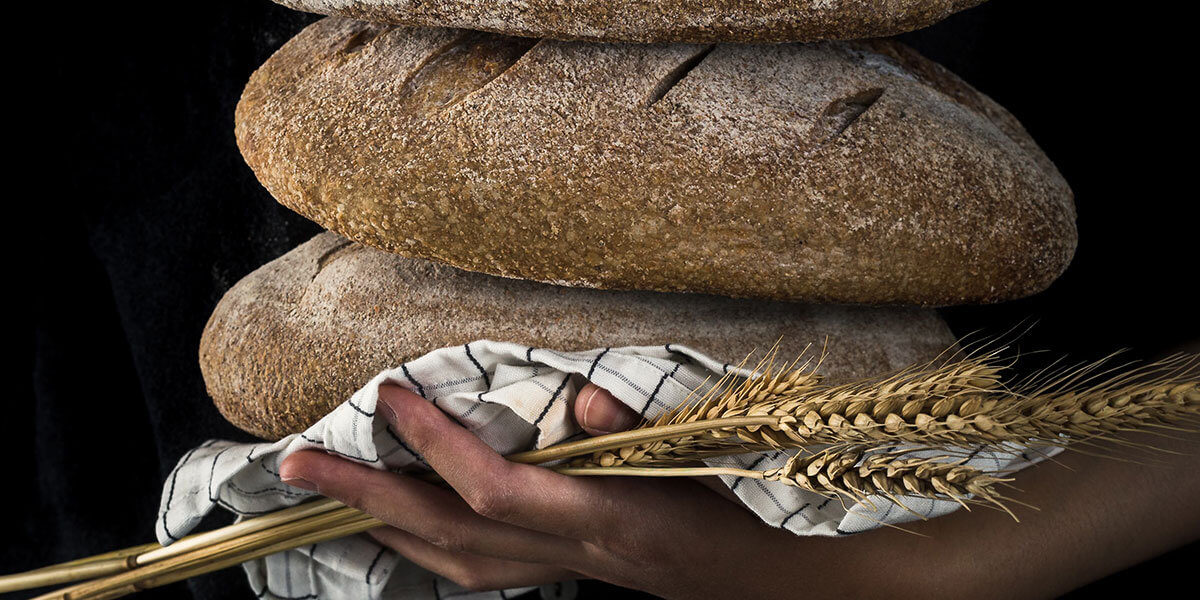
left=574, top=383, right=639, bottom=436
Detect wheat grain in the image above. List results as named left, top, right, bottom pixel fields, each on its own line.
left=575, top=353, right=1199, bottom=469
left=761, top=446, right=1012, bottom=515
left=17, top=350, right=1199, bottom=597
left=561, top=445, right=1013, bottom=519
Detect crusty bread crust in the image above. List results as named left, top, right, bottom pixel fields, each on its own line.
left=273, top=0, right=988, bottom=43
left=236, top=20, right=1075, bottom=306
left=200, top=233, right=959, bottom=439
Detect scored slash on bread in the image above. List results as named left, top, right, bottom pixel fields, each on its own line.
left=235, top=19, right=1075, bottom=306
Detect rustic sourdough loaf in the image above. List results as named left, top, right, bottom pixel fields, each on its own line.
left=272, top=0, right=988, bottom=43
left=201, top=233, right=959, bottom=440
left=236, top=19, right=1076, bottom=306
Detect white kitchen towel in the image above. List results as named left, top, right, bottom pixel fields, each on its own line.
left=158, top=341, right=1049, bottom=600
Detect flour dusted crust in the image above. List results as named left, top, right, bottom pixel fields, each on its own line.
left=235, top=19, right=1076, bottom=306
left=201, top=233, right=960, bottom=439
left=272, top=0, right=988, bottom=43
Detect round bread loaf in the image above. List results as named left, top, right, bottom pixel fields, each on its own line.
left=201, top=233, right=960, bottom=440
left=236, top=20, right=1075, bottom=306
left=272, top=0, right=987, bottom=43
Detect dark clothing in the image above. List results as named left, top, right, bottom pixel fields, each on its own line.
left=13, top=1, right=1195, bottom=598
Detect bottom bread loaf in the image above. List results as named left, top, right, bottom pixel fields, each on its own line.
left=200, top=232, right=959, bottom=440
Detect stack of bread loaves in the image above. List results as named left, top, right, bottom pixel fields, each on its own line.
left=204, top=0, right=1076, bottom=440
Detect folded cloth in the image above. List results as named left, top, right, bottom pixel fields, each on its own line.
left=158, top=341, right=1049, bottom=600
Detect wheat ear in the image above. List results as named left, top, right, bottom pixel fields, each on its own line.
left=12, top=351, right=1198, bottom=598
left=576, top=353, right=1200, bottom=469
left=562, top=445, right=1013, bottom=517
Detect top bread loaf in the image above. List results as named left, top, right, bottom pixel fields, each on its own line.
left=236, top=19, right=1075, bottom=306
left=273, top=0, right=988, bottom=43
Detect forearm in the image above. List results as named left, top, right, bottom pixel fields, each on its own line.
left=769, top=431, right=1200, bottom=599
left=286, top=385, right=1199, bottom=600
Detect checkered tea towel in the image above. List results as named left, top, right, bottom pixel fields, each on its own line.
left=158, top=341, right=1051, bottom=600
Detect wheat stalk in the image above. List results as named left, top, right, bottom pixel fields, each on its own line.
left=561, top=445, right=1014, bottom=518
left=31, top=508, right=380, bottom=600
left=574, top=353, right=1200, bottom=470
left=10, top=351, right=1198, bottom=598
left=0, top=499, right=345, bottom=594
left=25, top=449, right=1008, bottom=599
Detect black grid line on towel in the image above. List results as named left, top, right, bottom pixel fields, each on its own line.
left=365, top=547, right=389, bottom=584
left=640, top=363, right=682, bottom=417
left=731, top=452, right=781, bottom=491
left=632, top=354, right=678, bottom=374
left=592, top=360, right=651, bottom=397
left=586, top=348, right=611, bottom=381
left=402, top=362, right=427, bottom=398
left=527, top=375, right=559, bottom=396
left=780, top=503, right=813, bottom=529
left=427, top=374, right=489, bottom=391
left=539, top=348, right=597, bottom=366
left=203, top=446, right=286, bottom=517
left=533, top=374, right=573, bottom=427
left=227, top=479, right=310, bottom=499
left=345, top=399, right=374, bottom=418
left=299, top=433, right=379, bottom=463
left=754, top=479, right=790, bottom=514
left=253, top=585, right=317, bottom=600
left=161, top=441, right=212, bottom=541
left=464, top=343, right=491, bottom=388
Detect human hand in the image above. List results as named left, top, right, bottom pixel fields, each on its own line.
left=278, top=381, right=1200, bottom=599
left=278, top=383, right=796, bottom=597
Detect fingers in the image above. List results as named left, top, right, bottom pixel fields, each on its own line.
left=279, top=450, right=583, bottom=565
left=574, top=383, right=639, bottom=436
left=376, top=385, right=614, bottom=540
left=570, top=384, right=746, bottom=503
left=368, top=527, right=579, bottom=592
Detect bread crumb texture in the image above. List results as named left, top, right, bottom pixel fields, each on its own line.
left=273, top=0, right=988, bottom=43
left=235, top=19, right=1076, bottom=306
left=200, top=233, right=960, bottom=439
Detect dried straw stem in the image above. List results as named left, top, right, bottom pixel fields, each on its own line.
left=34, top=508, right=378, bottom=600
left=31, top=448, right=1009, bottom=599
left=0, top=560, right=137, bottom=595
left=0, top=498, right=345, bottom=595
left=16, top=350, right=1198, bottom=598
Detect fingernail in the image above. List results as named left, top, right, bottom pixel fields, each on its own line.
left=281, top=475, right=318, bottom=492
left=610, top=408, right=638, bottom=432
left=582, top=388, right=638, bottom=434
left=578, top=387, right=600, bottom=429
left=379, top=398, right=398, bottom=424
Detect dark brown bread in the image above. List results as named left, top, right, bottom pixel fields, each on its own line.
left=200, top=233, right=960, bottom=440
left=236, top=19, right=1076, bottom=306
left=273, top=0, right=988, bottom=43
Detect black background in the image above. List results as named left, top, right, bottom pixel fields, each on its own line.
left=10, top=1, right=1197, bottom=598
